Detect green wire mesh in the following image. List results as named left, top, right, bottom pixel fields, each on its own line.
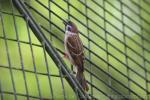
left=0, top=0, right=150, bottom=100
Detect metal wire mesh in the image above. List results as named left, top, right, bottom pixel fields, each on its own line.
left=0, top=0, right=150, bottom=100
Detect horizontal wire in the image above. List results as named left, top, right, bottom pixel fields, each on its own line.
left=0, top=36, right=42, bottom=47
left=0, top=11, right=23, bottom=17
left=0, top=91, right=51, bottom=100
left=0, top=65, right=62, bottom=78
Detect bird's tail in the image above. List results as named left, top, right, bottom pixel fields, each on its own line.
left=76, top=71, right=89, bottom=91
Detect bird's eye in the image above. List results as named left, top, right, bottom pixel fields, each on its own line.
left=66, top=25, right=72, bottom=31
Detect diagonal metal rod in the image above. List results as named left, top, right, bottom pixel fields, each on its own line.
left=12, top=0, right=88, bottom=99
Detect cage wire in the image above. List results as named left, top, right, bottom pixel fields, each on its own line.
left=0, top=0, right=150, bottom=100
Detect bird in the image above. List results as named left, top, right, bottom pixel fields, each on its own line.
left=63, top=20, right=89, bottom=91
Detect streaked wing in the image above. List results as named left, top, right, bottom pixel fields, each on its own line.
left=66, top=34, right=84, bottom=72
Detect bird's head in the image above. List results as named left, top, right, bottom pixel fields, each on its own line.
left=64, top=20, right=78, bottom=33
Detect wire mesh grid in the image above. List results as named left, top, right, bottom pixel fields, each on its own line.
left=0, top=0, right=150, bottom=100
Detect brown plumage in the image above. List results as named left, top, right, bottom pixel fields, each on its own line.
left=64, top=20, right=89, bottom=91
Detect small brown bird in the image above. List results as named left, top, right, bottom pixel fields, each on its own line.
left=64, top=20, right=89, bottom=91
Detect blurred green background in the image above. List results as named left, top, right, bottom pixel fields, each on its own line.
left=0, top=0, right=150, bottom=100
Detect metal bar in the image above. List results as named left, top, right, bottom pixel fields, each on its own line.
left=84, top=0, right=93, bottom=97
left=139, top=0, right=149, bottom=99
left=121, top=0, right=131, bottom=97
left=25, top=9, right=42, bottom=100
left=0, top=65, right=62, bottom=78
left=12, top=0, right=87, bottom=99
left=59, top=66, right=67, bottom=100
left=0, top=11, right=23, bottom=17
left=103, top=0, right=112, bottom=96
left=0, top=8, right=17, bottom=100
left=10, top=0, right=29, bottom=99
left=0, top=90, right=51, bottom=100
left=42, top=40, right=54, bottom=99
left=0, top=81, right=4, bottom=100
left=0, top=36, right=42, bottom=48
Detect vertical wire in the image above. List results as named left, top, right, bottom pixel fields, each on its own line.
left=25, top=14, right=42, bottom=99
left=0, top=5, right=17, bottom=100
left=47, top=1, right=67, bottom=99
left=66, top=1, right=79, bottom=99
left=59, top=67, right=67, bottom=100
left=42, top=42, right=54, bottom=99
left=67, top=0, right=74, bottom=75
left=103, top=0, right=111, bottom=99
left=0, top=81, right=4, bottom=100
left=10, top=0, right=29, bottom=100
left=47, top=0, right=54, bottom=99
left=121, top=1, right=130, bottom=98
left=85, top=0, right=93, bottom=97
left=51, top=1, right=67, bottom=99
left=48, top=1, right=52, bottom=42
left=139, top=0, right=149, bottom=99
left=0, top=3, right=3, bottom=100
